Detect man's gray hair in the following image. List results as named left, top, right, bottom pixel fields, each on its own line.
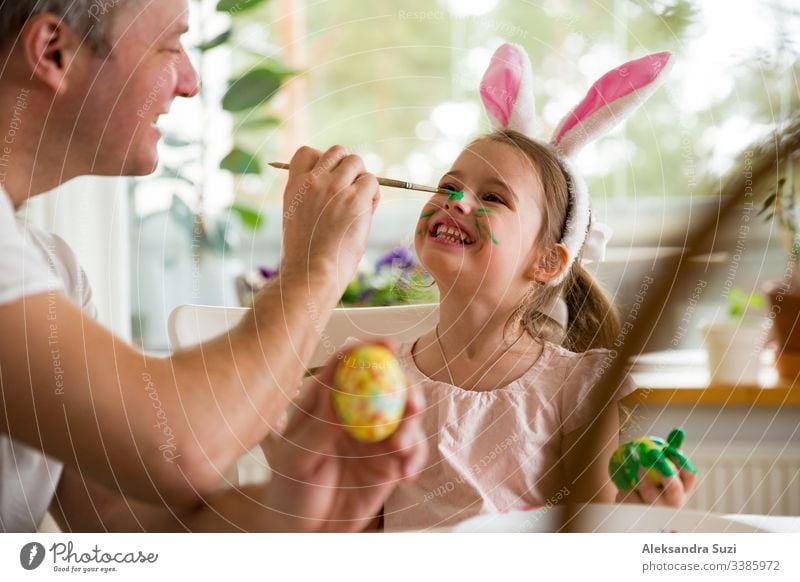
left=0, top=1, right=123, bottom=53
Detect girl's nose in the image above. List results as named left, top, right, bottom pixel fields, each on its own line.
left=443, top=191, right=474, bottom=214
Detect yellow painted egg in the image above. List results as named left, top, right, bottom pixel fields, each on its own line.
left=332, top=345, right=408, bottom=443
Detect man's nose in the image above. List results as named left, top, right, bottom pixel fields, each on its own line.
left=175, top=51, right=200, bottom=98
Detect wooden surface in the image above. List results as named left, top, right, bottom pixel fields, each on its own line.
left=624, top=350, right=800, bottom=407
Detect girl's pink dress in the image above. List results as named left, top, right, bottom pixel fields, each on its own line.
left=384, top=339, right=637, bottom=531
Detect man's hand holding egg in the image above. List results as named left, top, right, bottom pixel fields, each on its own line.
left=260, top=342, right=426, bottom=532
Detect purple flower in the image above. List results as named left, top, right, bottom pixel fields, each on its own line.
left=259, top=266, right=278, bottom=280
left=375, top=245, right=416, bottom=271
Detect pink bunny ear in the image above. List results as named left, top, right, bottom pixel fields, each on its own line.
left=551, top=51, right=673, bottom=156
left=480, top=43, right=537, bottom=136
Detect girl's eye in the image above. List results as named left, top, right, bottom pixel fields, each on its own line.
left=439, top=183, right=459, bottom=194
left=483, top=192, right=506, bottom=205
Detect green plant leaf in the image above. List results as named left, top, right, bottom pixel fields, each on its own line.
left=757, top=191, right=777, bottom=216
left=220, top=147, right=262, bottom=175
left=196, top=29, right=232, bottom=52
left=228, top=202, right=265, bottom=230
left=216, top=0, right=269, bottom=14
left=222, top=68, right=285, bottom=112
left=728, top=288, right=765, bottom=318
left=239, top=115, right=281, bottom=130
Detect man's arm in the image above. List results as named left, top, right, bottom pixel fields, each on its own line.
left=50, top=350, right=426, bottom=533
left=1, top=146, right=379, bottom=509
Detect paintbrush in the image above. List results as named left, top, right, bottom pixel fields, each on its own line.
left=268, top=162, right=456, bottom=196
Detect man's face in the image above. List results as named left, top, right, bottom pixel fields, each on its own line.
left=70, top=0, right=198, bottom=176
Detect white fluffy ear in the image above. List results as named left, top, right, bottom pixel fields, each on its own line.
left=479, top=43, right=537, bottom=136
left=551, top=51, right=673, bottom=156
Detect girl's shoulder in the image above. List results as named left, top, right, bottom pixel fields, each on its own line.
left=540, top=341, right=617, bottom=371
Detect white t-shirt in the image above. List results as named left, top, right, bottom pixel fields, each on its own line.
left=0, top=186, right=96, bottom=532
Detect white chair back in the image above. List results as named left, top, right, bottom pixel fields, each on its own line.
left=167, top=302, right=438, bottom=487
left=168, top=303, right=439, bottom=368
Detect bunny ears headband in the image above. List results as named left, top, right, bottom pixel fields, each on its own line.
left=479, top=44, right=673, bottom=285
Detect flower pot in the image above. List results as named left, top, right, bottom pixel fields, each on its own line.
left=700, top=319, right=769, bottom=386
left=765, top=283, right=800, bottom=381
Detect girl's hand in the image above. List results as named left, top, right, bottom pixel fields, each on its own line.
left=615, top=467, right=697, bottom=509
left=261, top=342, right=427, bottom=532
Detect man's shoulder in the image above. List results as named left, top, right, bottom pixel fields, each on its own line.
left=16, top=217, right=94, bottom=312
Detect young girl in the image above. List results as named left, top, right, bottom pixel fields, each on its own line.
left=382, top=45, right=696, bottom=531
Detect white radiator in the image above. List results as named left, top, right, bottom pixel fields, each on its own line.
left=686, top=443, right=800, bottom=515
left=237, top=444, right=800, bottom=516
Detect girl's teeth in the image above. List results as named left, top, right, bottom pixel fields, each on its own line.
left=434, top=223, right=473, bottom=244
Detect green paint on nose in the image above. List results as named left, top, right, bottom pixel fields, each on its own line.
left=447, top=190, right=464, bottom=201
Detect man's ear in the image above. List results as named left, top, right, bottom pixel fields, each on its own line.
left=21, top=14, right=85, bottom=94
left=528, top=243, right=570, bottom=284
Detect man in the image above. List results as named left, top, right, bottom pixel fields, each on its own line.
left=0, top=0, right=425, bottom=532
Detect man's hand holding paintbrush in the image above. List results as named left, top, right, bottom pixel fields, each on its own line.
left=279, top=145, right=380, bottom=295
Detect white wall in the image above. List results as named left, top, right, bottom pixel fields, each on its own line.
left=23, top=176, right=132, bottom=340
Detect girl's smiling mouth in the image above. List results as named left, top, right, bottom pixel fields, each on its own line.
left=428, top=217, right=476, bottom=246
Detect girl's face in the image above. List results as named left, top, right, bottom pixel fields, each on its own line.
left=415, top=139, right=554, bottom=300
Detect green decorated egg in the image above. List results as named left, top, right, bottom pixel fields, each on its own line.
left=609, top=428, right=698, bottom=492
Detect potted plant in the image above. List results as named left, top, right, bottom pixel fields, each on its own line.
left=758, top=175, right=800, bottom=380
left=236, top=246, right=439, bottom=308
left=130, top=0, right=292, bottom=350
left=700, top=289, right=769, bottom=386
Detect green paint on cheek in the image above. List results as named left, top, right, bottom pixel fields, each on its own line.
left=415, top=228, right=424, bottom=236
left=475, top=208, right=496, bottom=217
left=447, top=190, right=464, bottom=201
left=419, top=210, right=435, bottom=219
left=475, top=219, right=499, bottom=245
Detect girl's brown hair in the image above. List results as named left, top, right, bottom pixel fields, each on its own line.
left=474, top=129, right=620, bottom=352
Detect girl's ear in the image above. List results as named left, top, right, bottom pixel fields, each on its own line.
left=479, top=43, right=537, bottom=137
left=529, top=243, right=570, bottom=284
left=551, top=51, right=673, bottom=156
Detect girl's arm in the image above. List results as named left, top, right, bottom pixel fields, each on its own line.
left=560, top=405, right=620, bottom=504
left=561, top=404, right=697, bottom=508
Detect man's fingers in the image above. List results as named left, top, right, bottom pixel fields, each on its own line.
left=361, top=174, right=381, bottom=214
left=289, top=145, right=321, bottom=173
left=329, top=155, right=368, bottom=195
left=314, top=145, right=350, bottom=177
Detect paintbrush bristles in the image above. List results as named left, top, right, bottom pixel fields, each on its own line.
left=268, top=162, right=451, bottom=196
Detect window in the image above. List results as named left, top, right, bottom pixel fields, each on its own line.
left=130, top=0, right=799, bottom=352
